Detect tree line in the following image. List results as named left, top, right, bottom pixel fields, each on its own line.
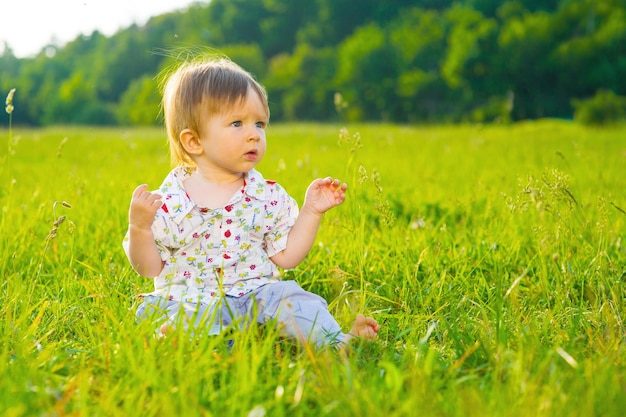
left=1, top=0, right=625, bottom=126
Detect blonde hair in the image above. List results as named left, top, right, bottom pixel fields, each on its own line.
left=161, top=57, right=269, bottom=167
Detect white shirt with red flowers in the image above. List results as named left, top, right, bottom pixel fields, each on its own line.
left=123, top=166, right=299, bottom=305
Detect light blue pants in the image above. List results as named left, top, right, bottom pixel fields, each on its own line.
left=135, top=280, right=347, bottom=348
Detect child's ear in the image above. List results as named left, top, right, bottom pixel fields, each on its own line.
left=180, top=129, right=203, bottom=156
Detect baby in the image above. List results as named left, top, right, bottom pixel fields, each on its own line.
left=123, top=57, right=379, bottom=349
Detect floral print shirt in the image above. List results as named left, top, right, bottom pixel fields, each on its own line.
left=123, top=167, right=299, bottom=304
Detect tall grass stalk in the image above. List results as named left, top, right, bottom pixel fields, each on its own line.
left=2, top=88, right=16, bottom=227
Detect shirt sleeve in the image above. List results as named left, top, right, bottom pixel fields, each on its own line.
left=151, top=208, right=175, bottom=263
left=263, top=184, right=299, bottom=257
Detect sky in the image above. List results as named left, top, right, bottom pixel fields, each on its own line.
left=0, top=0, right=207, bottom=58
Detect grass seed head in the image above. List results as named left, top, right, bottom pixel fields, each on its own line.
left=5, top=88, right=15, bottom=114
left=334, top=92, right=348, bottom=113
left=53, top=216, right=66, bottom=227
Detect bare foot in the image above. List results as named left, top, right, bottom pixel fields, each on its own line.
left=159, top=323, right=174, bottom=336
left=343, top=313, right=380, bottom=345
left=157, top=323, right=180, bottom=347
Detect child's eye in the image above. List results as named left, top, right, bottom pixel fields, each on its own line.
left=255, top=121, right=266, bottom=128
left=231, top=121, right=242, bottom=127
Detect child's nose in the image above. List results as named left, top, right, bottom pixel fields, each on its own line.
left=247, top=128, right=261, bottom=141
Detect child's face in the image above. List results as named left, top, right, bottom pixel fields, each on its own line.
left=196, top=88, right=268, bottom=176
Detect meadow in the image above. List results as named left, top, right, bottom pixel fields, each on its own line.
left=0, top=121, right=624, bottom=416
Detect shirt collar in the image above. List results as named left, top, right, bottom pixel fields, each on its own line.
left=243, top=169, right=270, bottom=201
left=159, top=167, right=269, bottom=224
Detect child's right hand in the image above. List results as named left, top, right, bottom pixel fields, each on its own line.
left=129, top=184, right=162, bottom=230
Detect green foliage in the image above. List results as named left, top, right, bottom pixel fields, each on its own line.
left=441, top=5, right=497, bottom=90
left=470, top=91, right=514, bottom=123
left=265, top=44, right=337, bottom=121
left=0, top=121, right=624, bottom=416
left=572, top=89, right=626, bottom=125
left=1, top=0, right=626, bottom=125
left=205, top=0, right=268, bottom=48
left=219, top=44, right=267, bottom=80
left=335, top=24, right=393, bottom=121
left=117, top=76, right=162, bottom=126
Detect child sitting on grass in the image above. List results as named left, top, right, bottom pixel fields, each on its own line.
left=123, top=57, right=379, bottom=349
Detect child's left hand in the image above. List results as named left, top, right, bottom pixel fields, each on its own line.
left=303, top=177, right=348, bottom=215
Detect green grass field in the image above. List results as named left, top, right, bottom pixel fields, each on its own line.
left=0, top=121, right=624, bottom=416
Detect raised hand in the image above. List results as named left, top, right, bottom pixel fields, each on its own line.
left=129, top=184, right=162, bottom=230
left=303, top=177, right=348, bottom=215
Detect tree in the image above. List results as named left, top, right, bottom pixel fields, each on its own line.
left=549, top=0, right=626, bottom=100
left=258, top=0, right=318, bottom=57
left=441, top=6, right=502, bottom=120
left=117, top=76, right=161, bottom=126
left=4, top=0, right=626, bottom=125
left=265, top=44, right=337, bottom=120
left=389, top=8, right=451, bottom=121
left=335, top=24, right=398, bottom=121
left=220, top=44, right=267, bottom=80
left=93, top=25, right=160, bottom=103
left=572, top=89, right=626, bottom=125
left=206, top=0, right=269, bottom=48
left=497, top=10, right=557, bottom=119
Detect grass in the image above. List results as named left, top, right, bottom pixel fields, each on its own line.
left=0, top=120, right=624, bottom=416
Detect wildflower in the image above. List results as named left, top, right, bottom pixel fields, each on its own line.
left=5, top=88, right=15, bottom=114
